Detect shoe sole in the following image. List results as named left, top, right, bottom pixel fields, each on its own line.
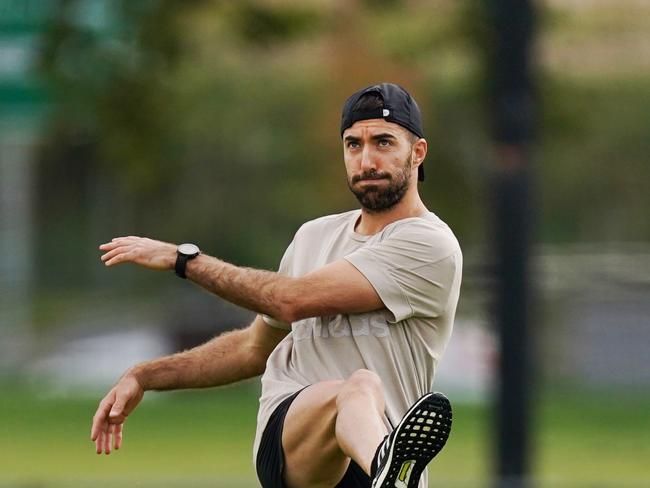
left=372, top=392, right=452, bottom=488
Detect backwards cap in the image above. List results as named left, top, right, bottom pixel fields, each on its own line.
left=340, top=82, right=425, bottom=181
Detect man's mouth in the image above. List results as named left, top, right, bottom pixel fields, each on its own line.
left=353, top=174, right=390, bottom=184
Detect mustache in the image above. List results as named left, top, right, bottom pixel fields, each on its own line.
left=351, top=171, right=392, bottom=185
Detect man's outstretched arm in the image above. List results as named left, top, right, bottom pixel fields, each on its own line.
left=91, top=315, right=288, bottom=455
left=99, top=236, right=383, bottom=324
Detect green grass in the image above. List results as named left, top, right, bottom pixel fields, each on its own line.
left=536, top=390, right=650, bottom=486
left=1, top=383, right=648, bottom=487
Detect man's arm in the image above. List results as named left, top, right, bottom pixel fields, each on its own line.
left=91, top=315, right=288, bottom=455
left=99, top=236, right=383, bottom=324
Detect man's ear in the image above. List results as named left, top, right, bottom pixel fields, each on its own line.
left=413, top=138, right=427, bottom=164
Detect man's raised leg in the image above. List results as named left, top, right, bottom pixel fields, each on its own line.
left=334, top=369, right=388, bottom=474
left=281, top=369, right=387, bottom=488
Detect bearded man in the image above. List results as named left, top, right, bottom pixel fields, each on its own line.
left=91, top=83, right=462, bottom=488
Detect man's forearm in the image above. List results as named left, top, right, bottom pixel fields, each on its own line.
left=126, top=327, right=263, bottom=391
left=186, top=254, right=295, bottom=323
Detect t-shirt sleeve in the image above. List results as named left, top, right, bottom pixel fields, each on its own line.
left=262, top=239, right=295, bottom=330
left=344, top=225, right=461, bottom=323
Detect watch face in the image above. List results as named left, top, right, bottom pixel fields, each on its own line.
left=178, top=243, right=200, bottom=256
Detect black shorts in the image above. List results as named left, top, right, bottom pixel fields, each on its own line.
left=256, top=389, right=372, bottom=488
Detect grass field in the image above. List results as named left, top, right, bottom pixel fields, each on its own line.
left=1, top=382, right=648, bottom=487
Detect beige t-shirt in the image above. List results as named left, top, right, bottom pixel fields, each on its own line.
left=253, top=209, right=462, bottom=485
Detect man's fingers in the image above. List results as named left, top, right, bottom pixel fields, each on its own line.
left=100, top=245, right=131, bottom=262
left=99, top=236, right=141, bottom=251
left=91, top=397, right=114, bottom=440
left=113, top=423, right=124, bottom=450
left=104, top=250, right=137, bottom=267
left=94, top=420, right=111, bottom=454
left=101, top=246, right=138, bottom=265
left=91, top=418, right=103, bottom=442
left=104, top=424, right=112, bottom=455
left=109, top=396, right=127, bottom=423
left=99, top=241, right=120, bottom=251
left=99, top=237, right=131, bottom=250
left=95, top=420, right=124, bottom=454
left=95, top=431, right=103, bottom=454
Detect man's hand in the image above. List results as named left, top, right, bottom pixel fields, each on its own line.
left=100, top=236, right=176, bottom=270
left=91, top=374, right=145, bottom=455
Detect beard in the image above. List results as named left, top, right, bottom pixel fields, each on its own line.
left=347, top=154, right=412, bottom=213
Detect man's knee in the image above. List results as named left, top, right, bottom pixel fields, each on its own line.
left=337, top=369, right=384, bottom=408
left=348, top=368, right=383, bottom=390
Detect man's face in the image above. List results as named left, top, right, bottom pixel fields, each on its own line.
left=343, top=119, right=417, bottom=213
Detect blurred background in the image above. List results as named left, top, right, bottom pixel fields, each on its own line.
left=1, top=0, right=648, bottom=487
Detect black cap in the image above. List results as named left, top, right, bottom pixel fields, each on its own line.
left=340, top=82, right=425, bottom=181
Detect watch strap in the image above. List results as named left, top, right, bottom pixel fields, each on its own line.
left=175, top=253, right=190, bottom=279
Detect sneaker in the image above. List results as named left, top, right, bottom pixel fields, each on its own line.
left=371, top=392, right=452, bottom=488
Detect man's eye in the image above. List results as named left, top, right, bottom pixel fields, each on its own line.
left=378, top=139, right=390, bottom=147
left=347, top=141, right=360, bottom=148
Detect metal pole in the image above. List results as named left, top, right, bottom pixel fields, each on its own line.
left=487, top=0, right=537, bottom=486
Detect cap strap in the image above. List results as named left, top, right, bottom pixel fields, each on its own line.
left=347, top=108, right=386, bottom=126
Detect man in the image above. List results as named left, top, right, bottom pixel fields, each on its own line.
left=91, top=82, right=462, bottom=488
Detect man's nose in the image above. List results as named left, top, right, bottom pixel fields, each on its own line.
left=360, top=146, right=377, bottom=172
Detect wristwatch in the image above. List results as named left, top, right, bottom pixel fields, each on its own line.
left=175, top=243, right=201, bottom=279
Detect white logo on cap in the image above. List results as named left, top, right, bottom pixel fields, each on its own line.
left=382, top=109, right=390, bottom=117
